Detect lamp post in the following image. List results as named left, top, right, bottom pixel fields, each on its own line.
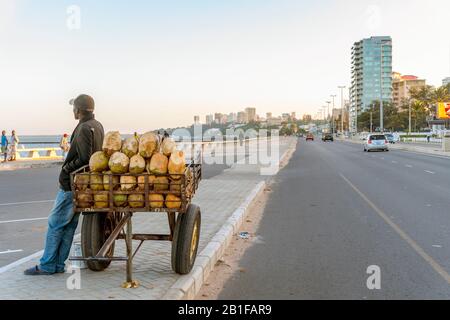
left=338, top=86, right=346, bottom=135
left=330, top=95, right=337, bottom=133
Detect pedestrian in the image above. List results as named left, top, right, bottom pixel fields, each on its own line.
left=427, top=133, right=431, bottom=143
left=1, top=130, right=8, bottom=163
left=60, top=133, right=70, bottom=159
left=24, top=94, right=104, bottom=276
left=9, top=130, right=19, bottom=161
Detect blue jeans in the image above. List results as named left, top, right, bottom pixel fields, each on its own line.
left=39, top=190, right=80, bottom=273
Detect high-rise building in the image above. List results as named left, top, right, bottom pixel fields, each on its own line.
left=214, top=113, right=223, bottom=124
left=228, top=113, right=237, bottom=123
left=443, top=77, right=450, bottom=86
left=350, top=36, right=393, bottom=132
left=303, top=114, right=312, bottom=122
left=266, top=112, right=273, bottom=120
left=237, top=111, right=248, bottom=124
left=194, top=116, right=200, bottom=125
left=291, top=112, right=296, bottom=121
left=392, top=72, right=426, bottom=108
left=245, top=108, right=257, bottom=122
left=282, top=113, right=290, bottom=122
left=206, top=114, right=213, bottom=125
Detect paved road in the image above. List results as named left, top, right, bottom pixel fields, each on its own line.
left=218, top=139, right=450, bottom=299
left=0, top=158, right=239, bottom=268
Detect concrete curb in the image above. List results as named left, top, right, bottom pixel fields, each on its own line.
left=161, top=137, right=297, bottom=300
left=0, top=160, right=63, bottom=172
left=160, top=181, right=266, bottom=300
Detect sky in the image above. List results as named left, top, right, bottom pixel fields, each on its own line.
left=0, top=0, right=449, bottom=135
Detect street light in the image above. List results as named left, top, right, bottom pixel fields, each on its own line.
left=338, top=86, right=346, bottom=134
left=330, top=95, right=337, bottom=133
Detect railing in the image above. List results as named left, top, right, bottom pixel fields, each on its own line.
left=13, top=147, right=63, bottom=161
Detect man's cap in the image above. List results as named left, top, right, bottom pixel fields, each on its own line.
left=69, top=94, right=95, bottom=112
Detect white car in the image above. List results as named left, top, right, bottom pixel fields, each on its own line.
left=364, top=134, right=389, bottom=152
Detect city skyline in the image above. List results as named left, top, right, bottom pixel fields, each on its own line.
left=1, top=0, right=450, bottom=134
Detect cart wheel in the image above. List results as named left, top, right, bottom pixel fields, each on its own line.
left=81, top=212, right=116, bottom=272
left=171, top=204, right=201, bottom=274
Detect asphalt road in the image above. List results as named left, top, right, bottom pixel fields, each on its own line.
left=0, top=160, right=235, bottom=268
left=218, top=139, right=450, bottom=299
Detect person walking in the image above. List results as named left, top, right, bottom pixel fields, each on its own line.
left=1, top=130, right=8, bottom=163
left=24, top=94, right=104, bottom=275
left=9, top=130, right=19, bottom=161
left=60, top=133, right=70, bottom=159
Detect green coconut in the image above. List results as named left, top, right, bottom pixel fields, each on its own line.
left=128, top=194, right=145, bottom=208
left=89, top=151, right=109, bottom=173
left=103, top=131, right=122, bottom=156
left=139, top=132, right=160, bottom=158
left=77, top=192, right=93, bottom=208
left=168, top=150, right=185, bottom=180
left=161, top=138, right=176, bottom=156
left=153, top=176, right=169, bottom=191
left=94, top=192, right=109, bottom=208
left=129, top=154, right=146, bottom=174
left=113, top=194, right=128, bottom=207
left=109, top=152, right=130, bottom=174
left=90, top=173, right=104, bottom=191
left=74, top=174, right=90, bottom=191
left=120, top=175, right=136, bottom=191
left=165, top=194, right=181, bottom=209
left=122, top=136, right=139, bottom=158
left=147, top=153, right=168, bottom=175
left=149, top=194, right=164, bottom=208
left=103, top=171, right=120, bottom=191
left=170, top=181, right=182, bottom=193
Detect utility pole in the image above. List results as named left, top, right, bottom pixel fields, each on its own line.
left=338, top=86, right=346, bottom=135
left=330, top=95, right=336, bottom=134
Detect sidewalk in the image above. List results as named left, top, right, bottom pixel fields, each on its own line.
left=0, top=159, right=63, bottom=172
left=0, top=137, right=297, bottom=300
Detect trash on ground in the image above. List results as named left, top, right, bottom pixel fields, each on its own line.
left=238, top=232, right=250, bottom=239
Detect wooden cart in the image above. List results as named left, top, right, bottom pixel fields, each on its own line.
left=69, top=161, right=201, bottom=287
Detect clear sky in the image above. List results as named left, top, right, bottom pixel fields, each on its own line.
left=1, top=0, right=449, bottom=134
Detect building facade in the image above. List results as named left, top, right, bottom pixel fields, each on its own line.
left=245, top=108, right=257, bottom=122
left=350, top=36, right=393, bottom=133
left=205, top=114, right=213, bottom=126
left=237, top=111, right=248, bottom=124
left=392, top=72, right=426, bottom=108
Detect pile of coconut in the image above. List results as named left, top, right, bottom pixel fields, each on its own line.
left=75, top=131, right=186, bottom=209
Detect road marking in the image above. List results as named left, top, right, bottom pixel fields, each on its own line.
left=424, top=170, right=436, bottom=175
left=0, top=249, right=23, bottom=255
left=405, top=164, right=413, bottom=168
left=340, top=173, right=450, bottom=285
left=0, top=200, right=54, bottom=207
left=0, top=217, right=48, bottom=224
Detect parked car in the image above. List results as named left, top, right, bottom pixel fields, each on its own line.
left=322, top=133, right=334, bottom=142
left=306, top=133, right=314, bottom=141
left=364, top=134, right=389, bottom=152
left=385, top=133, right=396, bottom=144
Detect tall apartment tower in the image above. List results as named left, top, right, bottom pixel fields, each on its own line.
left=350, top=36, right=393, bottom=133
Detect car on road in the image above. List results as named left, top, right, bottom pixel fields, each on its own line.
left=306, top=133, right=314, bottom=141
left=385, top=133, right=396, bottom=144
left=322, top=133, right=334, bottom=142
left=364, top=134, right=389, bottom=152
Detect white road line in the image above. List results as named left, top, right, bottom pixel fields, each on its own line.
left=424, top=170, right=436, bottom=175
left=0, top=250, right=44, bottom=274
left=0, top=249, right=23, bottom=255
left=0, top=200, right=54, bottom=207
left=340, top=173, right=450, bottom=285
left=405, top=164, right=413, bottom=168
left=0, top=217, right=48, bottom=224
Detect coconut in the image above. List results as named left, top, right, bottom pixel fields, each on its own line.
left=113, top=194, right=128, bottom=207
left=128, top=194, right=145, bottom=208
left=139, top=132, right=160, bottom=158
left=165, top=194, right=181, bottom=209
left=89, top=151, right=109, bottom=172
left=147, top=153, right=168, bottom=175
left=103, top=171, right=120, bottom=191
left=109, top=152, right=130, bottom=174
left=129, top=154, right=146, bottom=174
left=149, top=194, right=164, bottom=208
left=122, top=136, right=139, bottom=158
left=137, top=175, right=152, bottom=191
left=170, top=181, right=182, bottom=193
left=94, top=192, right=109, bottom=208
left=120, top=175, right=136, bottom=191
left=161, top=138, right=176, bottom=156
left=153, top=176, right=169, bottom=191
left=77, top=192, right=93, bottom=208
left=103, top=131, right=122, bottom=156
left=90, top=173, right=104, bottom=191
left=74, top=174, right=90, bottom=191
left=168, top=150, right=185, bottom=180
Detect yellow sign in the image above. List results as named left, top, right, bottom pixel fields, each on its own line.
left=437, top=102, right=450, bottom=119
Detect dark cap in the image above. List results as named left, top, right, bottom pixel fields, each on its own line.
left=69, top=94, right=95, bottom=112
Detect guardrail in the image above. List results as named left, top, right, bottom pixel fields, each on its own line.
left=13, top=147, right=63, bottom=161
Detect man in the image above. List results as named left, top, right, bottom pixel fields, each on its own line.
left=60, top=133, right=70, bottom=159
left=9, top=130, right=19, bottom=161
left=25, top=94, right=104, bottom=275
left=1, top=130, right=8, bottom=163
